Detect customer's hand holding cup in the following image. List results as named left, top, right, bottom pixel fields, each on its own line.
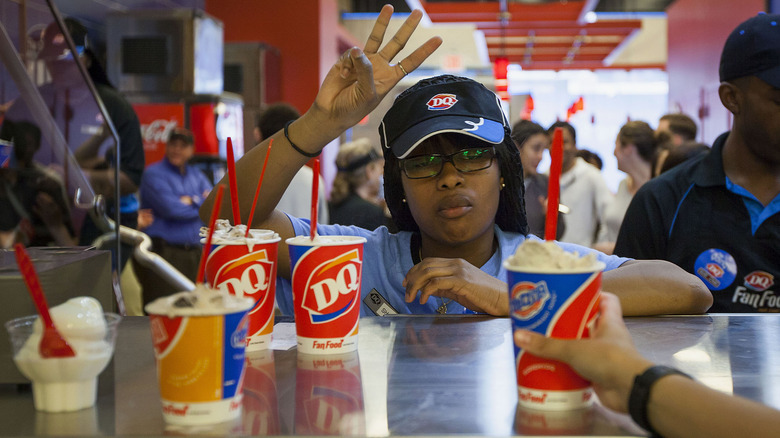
left=504, top=240, right=604, bottom=411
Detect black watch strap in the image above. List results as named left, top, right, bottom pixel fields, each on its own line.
left=628, top=365, right=692, bottom=437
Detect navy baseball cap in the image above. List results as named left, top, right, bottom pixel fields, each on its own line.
left=379, top=75, right=509, bottom=159
left=719, top=12, right=780, bottom=87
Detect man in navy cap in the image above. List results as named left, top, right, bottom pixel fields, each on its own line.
left=615, top=13, right=780, bottom=312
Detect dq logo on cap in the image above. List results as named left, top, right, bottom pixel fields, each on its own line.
left=300, top=249, right=362, bottom=324
left=427, top=94, right=458, bottom=110
left=511, top=281, right=551, bottom=320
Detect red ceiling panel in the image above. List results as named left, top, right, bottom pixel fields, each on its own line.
left=419, top=0, right=655, bottom=70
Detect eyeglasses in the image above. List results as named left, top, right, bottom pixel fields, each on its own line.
left=400, top=147, right=496, bottom=179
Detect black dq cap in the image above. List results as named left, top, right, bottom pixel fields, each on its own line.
left=379, top=75, right=509, bottom=159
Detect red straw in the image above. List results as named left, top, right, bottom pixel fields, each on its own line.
left=310, top=158, right=320, bottom=240
left=226, top=137, right=242, bottom=225
left=245, top=139, right=273, bottom=237
left=545, top=127, right=563, bottom=241
left=196, top=184, right=225, bottom=285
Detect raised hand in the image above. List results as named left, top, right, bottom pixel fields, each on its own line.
left=311, top=5, right=442, bottom=135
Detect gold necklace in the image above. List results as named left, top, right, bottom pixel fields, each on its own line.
left=437, top=298, right=453, bottom=314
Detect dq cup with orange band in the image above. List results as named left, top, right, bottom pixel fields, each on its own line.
left=504, top=240, right=604, bottom=411
left=145, top=288, right=254, bottom=425
left=203, top=228, right=280, bottom=351
left=286, top=235, right=365, bottom=354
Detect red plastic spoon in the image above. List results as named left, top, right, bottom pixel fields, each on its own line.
left=13, top=243, right=76, bottom=358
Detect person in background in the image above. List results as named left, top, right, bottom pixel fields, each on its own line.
left=547, top=121, right=613, bottom=248
left=510, top=119, right=565, bottom=239
left=575, top=148, right=603, bottom=170
left=653, top=112, right=697, bottom=176
left=514, top=292, right=780, bottom=438
left=255, top=103, right=328, bottom=223
left=254, top=102, right=300, bottom=145
left=1, top=18, right=145, bottom=271
left=658, top=141, right=710, bottom=175
left=0, top=121, right=74, bottom=247
left=329, top=137, right=391, bottom=230
left=58, top=19, right=145, bottom=237
left=656, top=112, right=697, bottom=147
left=200, top=6, right=711, bottom=318
left=134, top=127, right=211, bottom=307
left=615, top=13, right=780, bottom=312
left=596, top=121, right=658, bottom=255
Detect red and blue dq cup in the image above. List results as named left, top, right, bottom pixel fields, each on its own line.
left=505, top=261, right=605, bottom=410
left=286, top=236, right=365, bottom=354
left=205, top=232, right=281, bottom=351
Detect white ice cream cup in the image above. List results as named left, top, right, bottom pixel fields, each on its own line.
left=5, top=312, right=121, bottom=412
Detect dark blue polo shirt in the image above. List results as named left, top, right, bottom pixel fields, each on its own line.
left=614, top=132, right=780, bottom=312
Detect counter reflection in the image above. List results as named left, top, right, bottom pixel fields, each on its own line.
left=295, top=351, right=364, bottom=435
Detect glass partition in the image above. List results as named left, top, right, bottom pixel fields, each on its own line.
left=0, top=0, right=123, bottom=269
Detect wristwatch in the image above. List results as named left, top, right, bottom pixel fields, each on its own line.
left=628, top=365, right=692, bottom=437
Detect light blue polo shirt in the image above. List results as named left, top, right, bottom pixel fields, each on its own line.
left=275, top=216, right=630, bottom=316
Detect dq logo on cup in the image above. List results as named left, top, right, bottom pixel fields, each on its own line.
left=206, top=238, right=280, bottom=350
left=295, top=353, right=364, bottom=435
left=506, top=266, right=603, bottom=411
left=288, top=238, right=364, bottom=354
left=511, top=282, right=551, bottom=320
left=148, top=310, right=249, bottom=425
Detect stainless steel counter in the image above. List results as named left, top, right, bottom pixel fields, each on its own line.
left=1, top=314, right=779, bottom=436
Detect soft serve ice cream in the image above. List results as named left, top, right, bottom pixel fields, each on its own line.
left=145, top=283, right=255, bottom=317
left=505, top=239, right=599, bottom=271
left=200, top=219, right=276, bottom=245
left=10, top=297, right=118, bottom=412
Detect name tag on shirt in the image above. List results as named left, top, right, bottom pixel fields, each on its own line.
left=363, top=288, right=399, bottom=316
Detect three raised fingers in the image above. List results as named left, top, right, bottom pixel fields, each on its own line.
left=363, top=6, right=441, bottom=77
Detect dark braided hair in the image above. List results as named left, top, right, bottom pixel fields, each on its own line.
left=382, top=75, right=528, bottom=235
